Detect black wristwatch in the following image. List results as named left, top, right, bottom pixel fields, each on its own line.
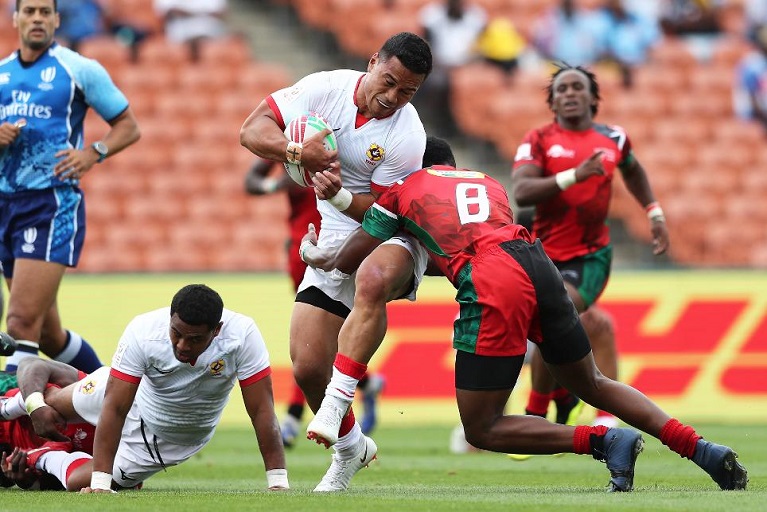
left=91, top=141, right=108, bottom=163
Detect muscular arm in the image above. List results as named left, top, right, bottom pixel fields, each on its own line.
left=302, top=226, right=384, bottom=275
left=240, top=100, right=337, bottom=175
left=620, top=158, right=669, bottom=255
left=16, top=359, right=81, bottom=441
left=512, top=163, right=556, bottom=207
left=17, top=358, right=80, bottom=393
left=100, top=107, right=141, bottom=159
left=240, top=376, right=287, bottom=488
left=90, top=376, right=138, bottom=489
left=513, top=152, right=605, bottom=207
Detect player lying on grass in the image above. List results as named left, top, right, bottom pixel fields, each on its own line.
left=299, top=136, right=748, bottom=492
left=0, top=357, right=95, bottom=490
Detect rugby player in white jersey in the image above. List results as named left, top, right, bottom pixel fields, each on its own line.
left=23, top=284, right=291, bottom=493
left=240, top=32, right=432, bottom=491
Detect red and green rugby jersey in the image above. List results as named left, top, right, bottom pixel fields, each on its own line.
left=362, top=166, right=531, bottom=283
left=512, top=122, right=634, bottom=261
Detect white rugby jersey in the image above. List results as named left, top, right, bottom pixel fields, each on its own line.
left=267, top=69, right=427, bottom=232
left=109, top=307, right=271, bottom=445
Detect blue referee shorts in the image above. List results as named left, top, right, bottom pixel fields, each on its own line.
left=0, top=187, right=86, bottom=278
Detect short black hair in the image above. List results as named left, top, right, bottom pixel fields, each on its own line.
left=16, top=0, right=57, bottom=11
left=170, top=284, right=224, bottom=330
left=422, top=135, right=456, bottom=167
left=379, top=32, right=433, bottom=77
left=546, top=62, right=601, bottom=116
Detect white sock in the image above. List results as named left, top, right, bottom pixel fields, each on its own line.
left=3, top=340, right=39, bottom=371
left=334, top=421, right=363, bottom=455
left=53, top=330, right=82, bottom=363
left=0, top=394, right=26, bottom=420
left=38, top=451, right=92, bottom=489
left=325, top=366, right=360, bottom=402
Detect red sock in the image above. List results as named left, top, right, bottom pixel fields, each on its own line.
left=65, top=457, right=91, bottom=485
left=659, top=418, right=701, bottom=459
left=551, top=387, right=570, bottom=403
left=339, top=407, right=356, bottom=438
left=334, top=353, right=367, bottom=380
left=289, top=383, right=305, bottom=406
left=526, top=390, right=551, bottom=416
left=573, top=425, right=609, bottom=455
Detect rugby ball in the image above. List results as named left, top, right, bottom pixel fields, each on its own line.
left=283, top=113, right=338, bottom=187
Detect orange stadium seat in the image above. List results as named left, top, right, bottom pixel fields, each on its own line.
left=711, top=34, right=754, bottom=68
left=116, top=64, right=179, bottom=96
left=138, top=36, right=192, bottom=67
left=77, top=36, right=132, bottom=73
left=292, top=0, right=336, bottom=31
left=77, top=243, right=145, bottom=273
left=632, top=64, right=689, bottom=94
left=236, top=62, right=294, bottom=97
left=177, top=65, right=239, bottom=94
left=197, top=36, right=253, bottom=67
left=648, top=37, right=698, bottom=70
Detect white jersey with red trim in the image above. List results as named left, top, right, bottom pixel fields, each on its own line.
left=267, top=69, right=427, bottom=233
left=110, top=307, right=271, bottom=445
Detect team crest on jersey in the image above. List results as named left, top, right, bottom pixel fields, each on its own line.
left=38, top=66, right=56, bottom=91
left=79, top=378, right=97, bottom=395
left=365, top=143, right=384, bottom=164
left=209, top=359, right=225, bottom=376
left=0, top=73, right=10, bottom=85
left=21, top=227, right=37, bottom=253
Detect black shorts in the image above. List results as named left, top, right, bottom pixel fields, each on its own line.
left=455, top=350, right=525, bottom=391
left=295, top=286, right=350, bottom=319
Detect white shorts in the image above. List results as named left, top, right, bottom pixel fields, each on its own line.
left=111, top=406, right=208, bottom=487
left=71, top=366, right=208, bottom=487
left=297, top=228, right=429, bottom=310
left=71, top=366, right=110, bottom=425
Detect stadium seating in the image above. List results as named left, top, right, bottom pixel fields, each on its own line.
left=69, top=14, right=295, bottom=273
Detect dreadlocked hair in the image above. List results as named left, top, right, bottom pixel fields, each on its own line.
left=546, top=62, right=601, bottom=117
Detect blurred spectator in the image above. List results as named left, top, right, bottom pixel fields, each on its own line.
left=733, top=24, right=767, bottom=131
left=596, top=0, right=661, bottom=88
left=659, top=0, right=724, bottom=61
left=659, top=0, right=723, bottom=35
left=474, top=16, right=527, bottom=77
left=57, top=0, right=147, bottom=56
left=154, top=0, right=229, bottom=59
left=744, top=0, right=767, bottom=33
left=532, top=0, right=607, bottom=67
left=417, top=0, right=487, bottom=137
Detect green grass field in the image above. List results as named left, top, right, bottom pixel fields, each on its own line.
left=1, top=273, right=765, bottom=509
left=1, top=424, right=764, bottom=511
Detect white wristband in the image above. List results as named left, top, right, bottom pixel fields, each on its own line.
left=299, top=240, right=314, bottom=263
left=327, top=187, right=353, bottom=211
left=90, top=471, right=115, bottom=492
left=645, top=202, right=666, bottom=223
left=555, top=168, right=577, bottom=191
left=24, top=392, right=48, bottom=415
left=266, top=468, right=289, bottom=489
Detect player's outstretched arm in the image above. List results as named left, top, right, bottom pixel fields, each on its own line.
left=241, top=377, right=289, bottom=490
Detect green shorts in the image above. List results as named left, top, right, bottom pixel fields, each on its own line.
left=552, top=245, right=612, bottom=308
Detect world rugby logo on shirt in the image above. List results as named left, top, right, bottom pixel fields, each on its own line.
left=38, top=66, right=56, bottom=91
left=21, top=227, right=37, bottom=254
left=209, top=358, right=225, bottom=376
